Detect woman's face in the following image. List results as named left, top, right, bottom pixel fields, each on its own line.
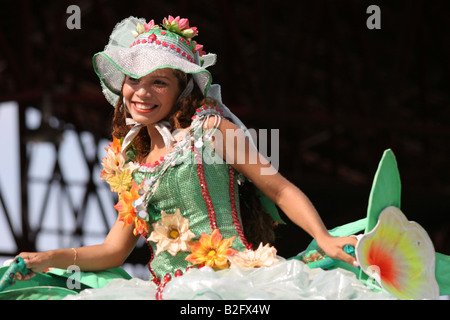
left=122, top=68, right=181, bottom=125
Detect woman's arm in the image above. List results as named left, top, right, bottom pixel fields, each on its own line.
left=211, top=117, right=358, bottom=266
left=17, top=216, right=139, bottom=278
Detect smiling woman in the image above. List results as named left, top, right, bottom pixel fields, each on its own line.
left=4, top=15, right=434, bottom=301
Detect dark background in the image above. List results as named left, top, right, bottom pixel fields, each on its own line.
left=0, top=0, right=448, bottom=265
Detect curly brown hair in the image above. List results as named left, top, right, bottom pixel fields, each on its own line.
left=110, top=69, right=276, bottom=246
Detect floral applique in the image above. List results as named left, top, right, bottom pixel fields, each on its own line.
left=184, top=230, right=280, bottom=270
left=148, top=209, right=196, bottom=256
left=228, top=243, right=279, bottom=268
left=185, top=229, right=237, bottom=270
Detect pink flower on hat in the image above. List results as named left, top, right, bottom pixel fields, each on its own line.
left=144, top=20, right=156, bottom=32
left=163, top=15, right=188, bottom=30
left=181, top=26, right=198, bottom=39
left=133, top=20, right=158, bottom=38
left=195, top=43, right=205, bottom=57
left=162, top=15, right=199, bottom=39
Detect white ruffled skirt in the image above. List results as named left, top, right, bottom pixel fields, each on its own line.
left=65, top=258, right=394, bottom=300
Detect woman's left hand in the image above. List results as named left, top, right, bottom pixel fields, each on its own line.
left=316, top=234, right=359, bottom=267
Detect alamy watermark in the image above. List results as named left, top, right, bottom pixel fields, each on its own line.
left=367, top=5, right=381, bottom=30
left=65, top=4, right=381, bottom=31
left=66, top=5, right=81, bottom=30
left=174, top=127, right=280, bottom=176
left=66, top=5, right=381, bottom=31
left=66, top=265, right=81, bottom=290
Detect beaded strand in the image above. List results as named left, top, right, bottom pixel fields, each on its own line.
left=228, top=165, right=251, bottom=249
left=192, top=144, right=218, bottom=231
left=146, top=239, right=159, bottom=286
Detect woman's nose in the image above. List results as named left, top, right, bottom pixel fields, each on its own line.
left=135, top=85, right=152, bottom=99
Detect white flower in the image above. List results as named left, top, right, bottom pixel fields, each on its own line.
left=228, top=243, right=279, bottom=268
left=148, top=209, right=196, bottom=256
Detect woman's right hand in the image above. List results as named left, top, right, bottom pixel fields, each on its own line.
left=13, top=251, right=53, bottom=281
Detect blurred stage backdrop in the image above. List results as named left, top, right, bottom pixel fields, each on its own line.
left=0, top=0, right=448, bottom=277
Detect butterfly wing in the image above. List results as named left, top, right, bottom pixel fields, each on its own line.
left=356, top=206, right=439, bottom=300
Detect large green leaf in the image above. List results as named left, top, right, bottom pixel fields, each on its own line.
left=365, top=149, right=402, bottom=233
left=359, top=149, right=401, bottom=283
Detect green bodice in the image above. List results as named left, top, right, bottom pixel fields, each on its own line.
left=131, top=108, right=248, bottom=282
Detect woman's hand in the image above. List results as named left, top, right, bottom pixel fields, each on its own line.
left=13, top=251, right=53, bottom=281
left=316, top=234, right=359, bottom=267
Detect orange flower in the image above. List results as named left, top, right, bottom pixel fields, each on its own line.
left=113, top=180, right=148, bottom=236
left=134, top=217, right=149, bottom=237
left=108, top=136, right=122, bottom=155
left=185, top=229, right=237, bottom=270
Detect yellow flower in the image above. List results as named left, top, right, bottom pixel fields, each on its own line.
left=148, top=209, right=196, bottom=256
left=185, top=229, right=236, bottom=270
left=228, top=242, right=279, bottom=268
left=107, top=169, right=133, bottom=193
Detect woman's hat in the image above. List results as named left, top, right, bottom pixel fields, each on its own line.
left=93, top=16, right=216, bottom=107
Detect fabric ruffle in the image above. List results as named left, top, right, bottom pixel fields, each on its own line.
left=65, top=259, right=394, bottom=300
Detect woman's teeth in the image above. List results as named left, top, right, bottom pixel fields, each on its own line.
left=135, top=103, right=157, bottom=110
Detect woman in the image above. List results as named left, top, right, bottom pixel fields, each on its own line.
left=8, top=16, right=392, bottom=300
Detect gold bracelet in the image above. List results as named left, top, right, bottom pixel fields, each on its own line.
left=71, top=248, right=77, bottom=266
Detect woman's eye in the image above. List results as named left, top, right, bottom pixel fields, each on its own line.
left=154, top=80, right=167, bottom=85
left=127, top=76, right=139, bottom=83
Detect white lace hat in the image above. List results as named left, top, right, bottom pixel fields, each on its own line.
left=93, top=16, right=216, bottom=107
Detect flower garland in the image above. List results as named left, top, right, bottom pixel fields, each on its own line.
left=100, top=136, right=148, bottom=237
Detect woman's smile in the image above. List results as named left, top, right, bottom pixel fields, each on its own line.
left=132, top=101, right=159, bottom=113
